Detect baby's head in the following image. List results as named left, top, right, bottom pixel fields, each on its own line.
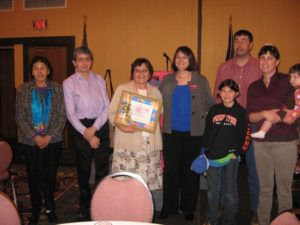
left=289, top=63, right=300, bottom=89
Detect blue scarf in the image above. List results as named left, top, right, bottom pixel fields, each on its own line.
left=31, top=88, right=52, bottom=135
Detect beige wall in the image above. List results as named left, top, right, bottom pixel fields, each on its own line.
left=202, top=0, right=300, bottom=88
left=0, top=0, right=198, bottom=88
left=0, top=0, right=299, bottom=90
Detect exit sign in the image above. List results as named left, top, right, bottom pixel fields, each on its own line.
left=33, top=19, right=47, bottom=30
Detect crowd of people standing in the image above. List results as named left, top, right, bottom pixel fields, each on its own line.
left=15, top=29, right=299, bottom=225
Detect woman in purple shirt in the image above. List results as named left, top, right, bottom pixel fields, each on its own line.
left=247, top=45, right=298, bottom=225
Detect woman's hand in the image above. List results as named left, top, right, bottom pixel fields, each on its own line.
left=116, top=124, right=137, bottom=133
left=34, top=135, right=51, bottom=149
left=263, top=109, right=281, bottom=123
left=283, top=116, right=295, bottom=125
left=34, top=135, right=45, bottom=149
left=43, top=135, right=52, bottom=146
left=282, top=110, right=295, bottom=125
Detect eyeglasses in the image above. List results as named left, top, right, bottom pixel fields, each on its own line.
left=134, top=69, right=149, bottom=73
left=76, top=57, right=92, bottom=63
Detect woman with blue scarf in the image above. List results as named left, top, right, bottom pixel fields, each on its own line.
left=16, top=56, right=66, bottom=225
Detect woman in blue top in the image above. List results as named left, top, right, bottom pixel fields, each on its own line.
left=159, top=46, right=214, bottom=221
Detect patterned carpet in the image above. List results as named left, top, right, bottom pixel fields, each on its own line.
left=2, top=163, right=299, bottom=225
left=0, top=163, right=77, bottom=225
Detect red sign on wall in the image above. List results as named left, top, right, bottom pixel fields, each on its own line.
left=33, top=19, right=47, bottom=30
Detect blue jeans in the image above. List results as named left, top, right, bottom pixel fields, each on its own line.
left=245, top=141, right=259, bottom=212
left=206, top=158, right=239, bottom=225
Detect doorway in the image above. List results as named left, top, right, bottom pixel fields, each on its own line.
left=28, top=46, right=67, bottom=84
left=0, top=48, right=16, bottom=139
left=27, top=46, right=70, bottom=150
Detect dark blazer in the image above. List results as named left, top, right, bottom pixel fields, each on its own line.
left=16, top=80, right=66, bottom=145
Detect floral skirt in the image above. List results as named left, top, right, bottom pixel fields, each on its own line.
left=111, top=137, right=162, bottom=190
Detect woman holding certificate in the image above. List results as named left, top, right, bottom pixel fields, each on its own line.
left=159, top=46, right=214, bottom=221
left=108, top=58, right=163, bottom=209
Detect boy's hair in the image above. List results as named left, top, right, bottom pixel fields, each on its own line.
left=258, top=45, right=280, bottom=60
left=218, top=79, right=240, bottom=92
left=217, top=79, right=241, bottom=98
left=234, top=30, right=253, bottom=43
left=289, top=63, right=300, bottom=75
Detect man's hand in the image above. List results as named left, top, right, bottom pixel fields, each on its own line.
left=89, top=136, right=100, bottom=149
left=84, top=126, right=97, bottom=141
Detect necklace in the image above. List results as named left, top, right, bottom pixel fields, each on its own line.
left=134, top=82, right=149, bottom=96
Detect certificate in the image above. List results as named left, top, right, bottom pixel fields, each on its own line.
left=115, top=91, right=162, bottom=133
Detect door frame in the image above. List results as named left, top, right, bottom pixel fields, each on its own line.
left=0, top=36, right=75, bottom=81
left=0, top=48, right=15, bottom=138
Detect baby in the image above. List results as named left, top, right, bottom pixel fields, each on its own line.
left=251, top=63, right=300, bottom=139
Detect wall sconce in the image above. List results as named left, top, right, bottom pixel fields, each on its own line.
left=33, top=19, right=47, bottom=30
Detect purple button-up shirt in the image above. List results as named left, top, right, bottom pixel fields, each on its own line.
left=213, top=56, right=261, bottom=108
left=63, top=71, right=110, bottom=135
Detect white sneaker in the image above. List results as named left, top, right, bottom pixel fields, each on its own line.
left=251, top=131, right=266, bottom=139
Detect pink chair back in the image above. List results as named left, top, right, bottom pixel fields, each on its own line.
left=0, top=141, right=13, bottom=175
left=91, top=172, right=153, bottom=222
left=270, top=211, right=300, bottom=225
left=0, top=192, right=21, bottom=225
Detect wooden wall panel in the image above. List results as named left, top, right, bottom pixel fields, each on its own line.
left=1, top=0, right=299, bottom=90
left=0, top=0, right=198, bottom=88
left=202, top=0, right=300, bottom=88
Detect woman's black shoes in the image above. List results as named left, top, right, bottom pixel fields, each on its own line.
left=27, top=210, right=57, bottom=224
left=45, top=210, right=58, bottom=223
left=27, top=213, right=40, bottom=225
left=159, top=211, right=193, bottom=221
left=76, top=206, right=90, bottom=220
left=185, top=213, right=194, bottom=221
left=158, top=211, right=169, bottom=219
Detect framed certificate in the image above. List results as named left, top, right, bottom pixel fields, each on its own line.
left=115, top=91, right=162, bottom=133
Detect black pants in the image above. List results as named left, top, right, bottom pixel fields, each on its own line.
left=162, top=131, right=201, bottom=214
left=25, top=142, right=62, bottom=215
left=72, top=119, right=110, bottom=209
